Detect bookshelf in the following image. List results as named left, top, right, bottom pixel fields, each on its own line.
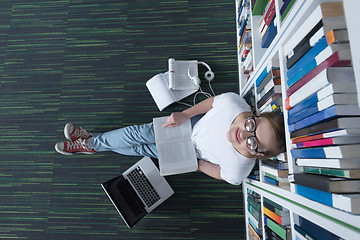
left=236, top=0, right=360, bottom=239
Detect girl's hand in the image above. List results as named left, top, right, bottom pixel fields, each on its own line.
left=162, top=112, right=189, bottom=127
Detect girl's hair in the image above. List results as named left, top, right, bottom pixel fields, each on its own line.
left=258, top=112, right=286, bottom=159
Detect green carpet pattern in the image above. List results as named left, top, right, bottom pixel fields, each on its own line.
left=0, top=1, right=245, bottom=239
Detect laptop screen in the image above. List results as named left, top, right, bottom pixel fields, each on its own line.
left=102, top=175, right=147, bottom=228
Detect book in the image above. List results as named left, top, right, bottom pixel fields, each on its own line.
left=299, top=216, right=340, bottom=240
left=288, top=104, right=360, bottom=132
left=146, top=72, right=198, bottom=111
left=291, top=144, right=360, bottom=159
left=286, top=50, right=352, bottom=97
left=257, top=84, right=281, bottom=102
left=255, top=59, right=280, bottom=87
left=294, top=136, right=360, bottom=148
left=264, top=172, right=290, bottom=183
left=248, top=223, right=261, bottom=240
left=262, top=160, right=288, bottom=170
left=280, top=0, right=296, bottom=22
left=287, top=43, right=351, bottom=88
left=287, top=51, right=352, bottom=98
left=264, top=215, right=291, bottom=240
left=287, top=37, right=350, bottom=81
left=252, top=0, right=269, bottom=15
left=262, top=164, right=289, bottom=178
left=263, top=197, right=289, bottom=216
left=296, top=158, right=360, bottom=169
left=294, top=224, right=316, bottom=240
left=295, top=183, right=333, bottom=206
left=288, top=83, right=358, bottom=118
left=263, top=206, right=290, bottom=226
left=290, top=117, right=360, bottom=139
left=292, top=172, right=360, bottom=193
left=288, top=93, right=358, bottom=125
left=261, top=19, right=277, bottom=48
left=292, top=128, right=360, bottom=144
left=259, top=97, right=282, bottom=113
left=257, top=89, right=281, bottom=109
left=333, top=193, right=360, bottom=214
left=256, top=69, right=281, bottom=94
left=264, top=176, right=290, bottom=189
left=248, top=215, right=262, bottom=233
left=153, top=116, right=198, bottom=176
left=283, top=2, right=345, bottom=59
left=248, top=203, right=261, bottom=222
left=302, top=166, right=360, bottom=179
left=286, top=26, right=348, bottom=69
left=265, top=226, right=283, bottom=240
left=285, top=67, right=355, bottom=110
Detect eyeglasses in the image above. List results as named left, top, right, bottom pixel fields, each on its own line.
left=244, top=116, right=263, bottom=153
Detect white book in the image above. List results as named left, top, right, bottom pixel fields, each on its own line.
left=333, top=193, right=360, bottom=214
left=286, top=67, right=356, bottom=109
left=146, top=72, right=198, bottom=111
left=296, top=158, right=360, bottom=169
left=284, top=2, right=346, bottom=58
left=153, top=116, right=198, bottom=176
left=261, top=164, right=289, bottom=178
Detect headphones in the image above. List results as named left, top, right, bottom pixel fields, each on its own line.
left=187, top=61, right=215, bottom=86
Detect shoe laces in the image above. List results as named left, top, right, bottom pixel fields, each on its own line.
left=72, top=126, right=90, bottom=139
left=68, top=139, right=92, bottom=151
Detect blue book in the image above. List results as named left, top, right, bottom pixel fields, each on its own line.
left=264, top=176, right=277, bottom=185
left=296, top=184, right=333, bottom=206
left=291, top=144, right=360, bottom=159
left=255, top=67, right=268, bottom=87
left=287, top=36, right=328, bottom=79
left=261, top=20, right=277, bottom=48
left=288, top=105, right=360, bottom=132
left=299, top=216, right=340, bottom=240
left=288, top=91, right=320, bottom=117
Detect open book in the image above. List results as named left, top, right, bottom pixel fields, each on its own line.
left=153, top=116, right=198, bottom=176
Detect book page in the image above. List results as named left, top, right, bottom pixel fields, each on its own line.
left=153, top=116, right=198, bottom=176
left=153, top=116, right=192, bottom=144
left=146, top=72, right=176, bottom=111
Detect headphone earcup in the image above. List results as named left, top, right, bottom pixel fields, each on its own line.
left=191, top=76, right=201, bottom=85
left=205, top=71, right=215, bottom=81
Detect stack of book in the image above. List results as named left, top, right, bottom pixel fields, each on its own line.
left=238, top=0, right=253, bottom=78
left=255, top=59, right=282, bottom=113
left=258, top=0, right=277, bottom=48
left=294, top=216, right=340, bottom=240
left=263, top=197, right=291, bottom=240
left=279, top=0, right=297, bottom=22
left=247, top=189, right=262, bottom=240
left=284, top=2, right=360, bottom=214
left=262, top=160, right=289, bottom=190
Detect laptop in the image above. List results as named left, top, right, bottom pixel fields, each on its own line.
left=101, top=156, right=174, bottom=228
left=153, top=116, right=199, bottom=176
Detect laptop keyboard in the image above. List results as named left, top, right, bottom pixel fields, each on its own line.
left=127, top=166, right=161, bottom=208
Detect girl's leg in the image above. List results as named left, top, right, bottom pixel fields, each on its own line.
left=88, top=123, right=158, bottom=158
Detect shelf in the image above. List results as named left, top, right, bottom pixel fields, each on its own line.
left=245, top=179, right=360, bottom=239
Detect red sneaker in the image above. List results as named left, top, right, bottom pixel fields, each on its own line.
left=64, top=123, right=92, bottom=141
left=55, top=139, right=96, bottom=155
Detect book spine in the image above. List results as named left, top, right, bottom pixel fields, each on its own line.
left=295, top=184, right=333, bottom=206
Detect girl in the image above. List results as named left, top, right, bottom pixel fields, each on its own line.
left=55, top=92, right=285, bottom=185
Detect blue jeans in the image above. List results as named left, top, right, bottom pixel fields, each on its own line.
left=88, top=114, right=204, bottom=159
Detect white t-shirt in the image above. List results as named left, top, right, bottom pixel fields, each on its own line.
left=191, top=92, right=256, bottom=185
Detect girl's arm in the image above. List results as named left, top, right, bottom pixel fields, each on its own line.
left=198, top=159, right=223, bottom=181
left=163, top=96, right=215, bottom=127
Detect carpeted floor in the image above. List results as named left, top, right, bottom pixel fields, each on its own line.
left=0, top=1, right=245, bottom=239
